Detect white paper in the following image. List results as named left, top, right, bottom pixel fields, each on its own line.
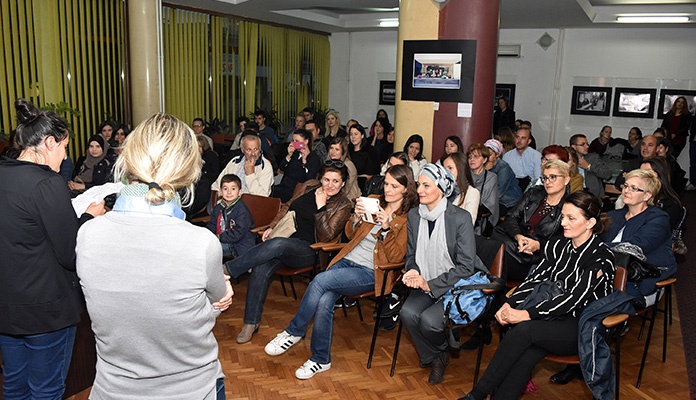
left=457, top=103, right=473, bottom=117
left=433, top=102, right=440, bottom=111
left=72, top=182, right=124, bottom=216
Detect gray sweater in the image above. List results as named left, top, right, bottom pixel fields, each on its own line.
left=77, top=212, right=227, bottom=400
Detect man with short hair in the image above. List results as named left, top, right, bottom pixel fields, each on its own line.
left=305, top=120, right=327, bottom=160
left=570, top=134, right=613, bottom=199
left=192, top=117, right=214, bottom=150
left=614, top=135, right=658, bottom=190
left=213, top=134, right=273, bottom=197
left=254, top=110, right=279, bottom=145
left=502, top=127, right=541, bottom=191
left=302, top=107, right=314, bottom=123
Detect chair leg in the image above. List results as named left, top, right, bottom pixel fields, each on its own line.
left=289, top=277, right=297, bottom=300
left=367, top=296, right=384, bottom=369
left=341, top=300, right=348, bottom=317
left=390, top=320, right=404, bottom=377
left=279, top=276, right=288, bottom=297
left=636, top=305, right=658, bottom=388
left=638, top=313, right=647, bottom=340
left=615, top=329, right=621, bottom=400
left=474, top=322, right=486, bottom=384
left=356, top=299, right=364, bottom=322
left=662, top=286, right=670, bottom=362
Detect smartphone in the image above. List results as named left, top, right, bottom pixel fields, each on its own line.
left=292, top=142, right=306, bottom=150
left=358, top=196, right=380, bottom=224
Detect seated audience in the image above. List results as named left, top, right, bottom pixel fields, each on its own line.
left=368, top=109, right=389, bottom=137
left=502, top=127, right=541, bottom=191
left=404, top=134, right=428, bottom=179
left=492, top=159, right=570, bottom=281
left=230, top=116, right=250, bottom=151
left=656, top=137, right=687, bottom=193
left=98, top=120, right=118, bottom=148
left=569, top=134, right=612, bottom=199
left=565, top=146, right=585, bottom=194
left=225, top=162, right=352, bottom=344
left=324, top=111, right=347, bottom=144
left=348, top=124, right=379, bottom=188
left=588, top=125, right=612, bottom=156
left=76, top=113, right=232, bottom=400
left=495, top=126, right=515, bottom=154
left=467, top=143, right=499, bottom=235
left=439, top=135, right=464, bottom=164
left=527, top=145, right=569, bottom=189
left=69, top=134, right=117, bottom=193
left=187, top=135, right=220, bottom=216
left=459, top=191, right=614, bottom=400
left=614, top=135, right=658, bottom=190
left=328, top=137, right=360, bottom=200
left=603, top=169, right=676, bottom=306
left=213, top=133, right=273, bottom=197
left=441, top=152, right=480, bottom=225
left=378, top=125, right=396, bottom=164
left=369, top=117, right=391, bottom=157
left=192, top=117, right=214, bottom=150
left=274, top=129, right=321, bottom=202
left=263, top=165, right=416, bottom=379
left=306, top=119, right=327, bottom=161
left=484, top=139, right=522, bottom=216
left=284, top=113, right=306, bottom=143
left=113, top=124, right=130, bottom=155
left=363, top=151, right=410, bottom=196
left=254, top=109, right=279, bottom=146
left=400, top=163, right=488, bottom=385
left=207, top=173, right=255, bottom=259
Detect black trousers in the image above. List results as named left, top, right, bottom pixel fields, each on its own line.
left=474, top=317, right=579, bottom=400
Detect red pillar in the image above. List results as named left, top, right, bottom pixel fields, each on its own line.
left=431, top=0, right=499, bottom=162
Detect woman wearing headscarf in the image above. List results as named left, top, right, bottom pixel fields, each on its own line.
left=400, top=163, right=488, bottom=385
left=69, top=134, right=117, bottom=192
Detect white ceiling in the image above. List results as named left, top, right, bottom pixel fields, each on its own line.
left=165, top=0, right=696, bottom=33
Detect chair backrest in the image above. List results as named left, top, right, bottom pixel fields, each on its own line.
left=613, top=266, right=627, bottom=292
left=475, top=235, right=505, bottom=279
left=241, top=193, right=281, bottom=228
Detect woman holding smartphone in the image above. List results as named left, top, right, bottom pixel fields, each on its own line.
left=274, top=129, right=322, bottom=202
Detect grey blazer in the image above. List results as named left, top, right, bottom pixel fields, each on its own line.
left=404, top=201, right=488, bottom=298
left=582, top=153, right=613, bottom=199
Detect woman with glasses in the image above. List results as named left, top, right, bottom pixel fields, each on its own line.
left=602, top=169, right=676, bottom=304
left=263, top=165, right=417, bottom=379
left=225, top=161, right=352, bottom=344
left=492, top=159, right=570, bottom=281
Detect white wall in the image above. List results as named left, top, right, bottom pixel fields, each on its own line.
left=330, top=27, right=696, bottom=156
left=329, top=30, right=398, bottom=128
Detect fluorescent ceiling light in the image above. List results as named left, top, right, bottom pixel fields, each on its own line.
left=379, top=19, right=399, bottom=27
left=616, top=15, right=690, bottom=23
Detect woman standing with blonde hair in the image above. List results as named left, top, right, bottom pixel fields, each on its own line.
left=77, top=113, right=233, bottom=400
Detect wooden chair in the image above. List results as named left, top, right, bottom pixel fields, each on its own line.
left=543, top=266, right=628, bottom=399
left=634, top=276, right=677, bottom=388
left=390, top=236, right=506, bottom=379
left=274, top=238, right=340, bottom=300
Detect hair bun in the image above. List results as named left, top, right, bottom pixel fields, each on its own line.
left=15, top=98, right=40, bottom=125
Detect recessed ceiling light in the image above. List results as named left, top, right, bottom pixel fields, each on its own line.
left=616, top=15, right=690, bottom=23
left=379, top=19, right=399, bottom=27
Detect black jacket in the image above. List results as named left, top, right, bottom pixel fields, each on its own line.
left=74, top=151, right=118, bottom=189
left=578, top=290, right=635, bottom=400
left=0, top=157, right=93, bottom=335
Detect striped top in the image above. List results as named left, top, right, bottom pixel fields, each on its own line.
left=508, top=235, right=615, bottom=319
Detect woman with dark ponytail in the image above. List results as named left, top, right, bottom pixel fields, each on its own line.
left=0, top=99, right=106, bottom=399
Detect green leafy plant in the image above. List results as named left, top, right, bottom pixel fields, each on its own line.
left=41, top=102, right=81, bottom=137
left=204, top=118, right=232, bottom=135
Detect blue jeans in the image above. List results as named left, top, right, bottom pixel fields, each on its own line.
left=225, top=237, right=317, bottom=324
left=285, top=259, right=374, bottom=364
left=221, top=243, right=234, bottom=258
left=0, top=325, right=76, bottom=400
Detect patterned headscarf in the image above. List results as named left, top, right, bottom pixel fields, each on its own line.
left=419, top=163, right=455, bottom=197
left=484, top=139, right=504, bottom=156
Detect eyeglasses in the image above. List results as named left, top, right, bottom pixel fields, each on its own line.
left=540, top=174, right=562, bottom=183
left=192, top=124, right=203, bottom=128
left=620, top=183, right=646, bottom=193
left=324, top=159, right=345, bottom=168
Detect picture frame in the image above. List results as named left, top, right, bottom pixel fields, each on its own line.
left=612, top=87, right=657, bottom=118
left=657, top=89, right=696, bottom=117
left=401, top=40, right=477, bottom=103
left=495, top=84, right=516, bottom=111
left=379, top=80, right=396, bottom=105
left=570, top=86, right=611, bottom=116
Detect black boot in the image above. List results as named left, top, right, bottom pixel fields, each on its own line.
left=550, top=364, right=582, bottom=385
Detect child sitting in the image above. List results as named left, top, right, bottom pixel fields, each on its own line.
left=207, top=174, right=255, bottom=258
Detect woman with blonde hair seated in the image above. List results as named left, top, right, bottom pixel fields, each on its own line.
left=77, top=114, right=233, bottom=399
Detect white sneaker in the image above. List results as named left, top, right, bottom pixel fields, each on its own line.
left=264, top=331, right=302, bottom=356
left=685, top=182, right=696, bottom=191
left=295, top=359, right=331, bottom=379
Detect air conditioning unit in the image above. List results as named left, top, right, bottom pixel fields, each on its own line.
left=498, top=44, right=521, bottom=58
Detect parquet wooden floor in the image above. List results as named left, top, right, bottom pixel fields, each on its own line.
left=63, top=276, right=688, bottom=399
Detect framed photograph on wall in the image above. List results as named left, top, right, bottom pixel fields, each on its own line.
left=495, top=84, right=516, bottom=110
left=612, top=87, right=657, bottom=118
left=570, top=86, right=611, bottom=116
left=401, top=40, right=477, bottom=103
left=658, top=89, right=696, bottom=117
left=379, top=81, right=396, bottom=105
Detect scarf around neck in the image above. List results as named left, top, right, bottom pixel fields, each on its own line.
left=415, top=196, right=455, bottom=282
left=78, top=137, right=110, bottom=183
left=112, top=183, right=185, bottom=220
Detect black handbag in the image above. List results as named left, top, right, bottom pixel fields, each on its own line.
left=613, top=252, right=661, bottom=282
left=516, top=280, right=565, bottom=310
